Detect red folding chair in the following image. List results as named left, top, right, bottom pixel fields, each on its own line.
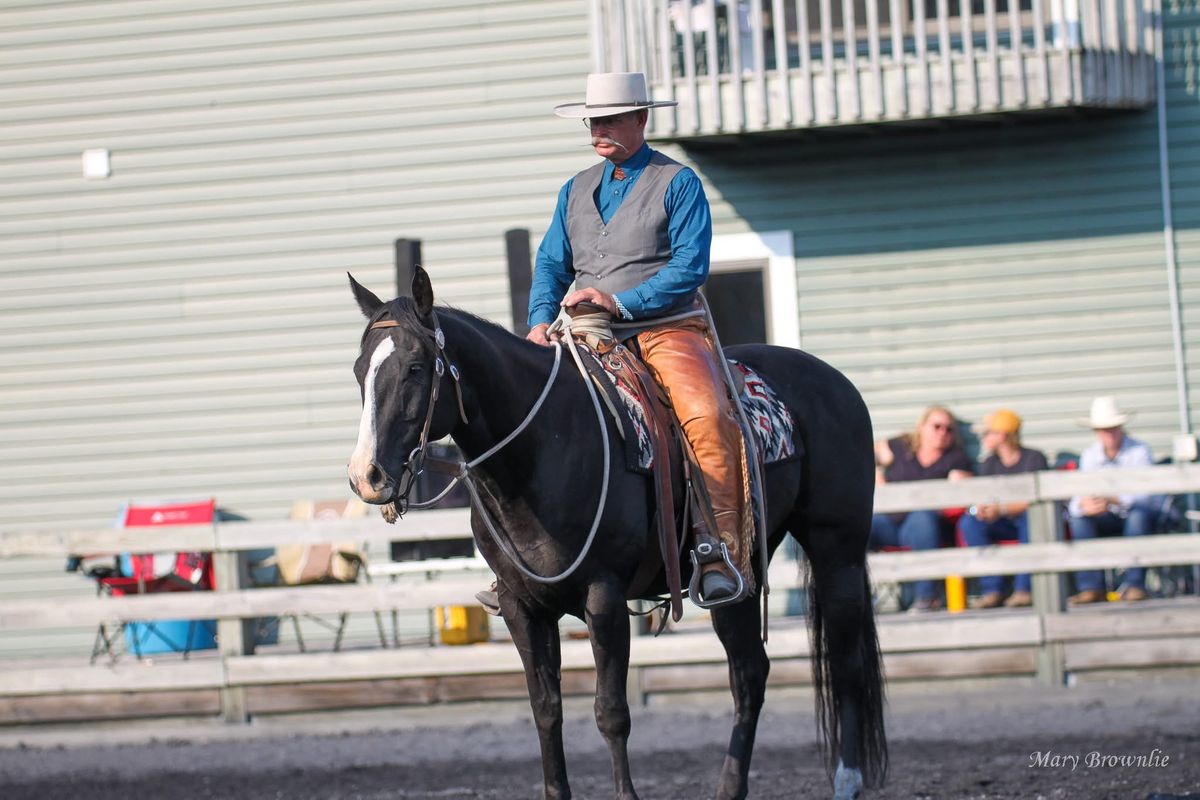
left=87, top=499, right=217, bottom=663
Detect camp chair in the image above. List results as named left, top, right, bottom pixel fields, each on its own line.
left=264, top=499, right=388, bottom=652
left=81, top=499, right=218, bottom=664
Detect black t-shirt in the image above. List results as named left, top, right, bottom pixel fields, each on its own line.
left=883, top=436, right=974, bottom=483
left=978, top=446, right=1048, bottom=476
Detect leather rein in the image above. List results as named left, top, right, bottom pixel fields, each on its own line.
left=366, top=310, right=612, bottom=586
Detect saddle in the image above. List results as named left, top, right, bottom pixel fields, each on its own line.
left=566, top=304, right=735, bottom=623
left=579, top=333, right=688, bottom=620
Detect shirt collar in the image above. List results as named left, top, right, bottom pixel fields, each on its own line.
left=1098, top=435, right=1132, bottom=463
left=607, top=142, right=652, bottom=178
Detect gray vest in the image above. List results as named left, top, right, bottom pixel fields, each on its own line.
left=566, top=151, right=689, bottom=313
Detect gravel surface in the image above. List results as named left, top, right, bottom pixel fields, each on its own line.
left=1, top=672, right=1197, bottom=799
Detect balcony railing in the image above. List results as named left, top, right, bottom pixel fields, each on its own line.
left=591, top=0, right=1157, bottom=137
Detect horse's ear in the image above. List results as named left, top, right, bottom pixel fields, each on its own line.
left=412, top=266, right=434, bottom=320
left=348, top=273, right=384, bottom=319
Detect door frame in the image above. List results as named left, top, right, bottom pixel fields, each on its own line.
left=709, top=229, right=799, bottom=348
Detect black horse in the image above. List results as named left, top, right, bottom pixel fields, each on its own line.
left=347, top=269, right=886, bottom=800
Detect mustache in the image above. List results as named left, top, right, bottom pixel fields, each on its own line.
left=589, top=135, right=628, bottom=151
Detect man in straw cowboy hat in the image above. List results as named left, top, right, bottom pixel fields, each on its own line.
left=1066, top=396, right=1164, bottom=604
left=523, top=72, right=750, bottom=605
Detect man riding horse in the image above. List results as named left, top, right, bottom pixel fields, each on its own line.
left=478, top=71, right=751, bottom=610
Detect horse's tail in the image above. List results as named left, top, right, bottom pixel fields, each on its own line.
left=806, top=558, right=889, bottom=786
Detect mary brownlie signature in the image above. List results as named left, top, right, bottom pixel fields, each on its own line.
left=1029, top=749, right=1171, bottom=771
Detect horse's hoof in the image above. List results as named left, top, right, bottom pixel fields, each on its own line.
left=833, top=761, right=863, bottom=800
left=380, top=503, right=398, bottom=524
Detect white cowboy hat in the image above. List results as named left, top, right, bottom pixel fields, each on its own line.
left=553, top=72, right=678, bottom=119
left=1078, top=396, right=1134, bottom=429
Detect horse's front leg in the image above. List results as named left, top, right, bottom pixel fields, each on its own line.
left=584, top=579, right=640, bottom=800
left=710, top=592, right=770, bottom=800
left=501, top=591, right=570, bottom=800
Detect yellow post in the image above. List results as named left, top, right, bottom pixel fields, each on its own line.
left=436, top=605, right=490, bottom=645
left=945, top=575, right=967, bottom=613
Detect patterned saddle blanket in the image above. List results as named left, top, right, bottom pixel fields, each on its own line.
left=583, top=347, right=799, bottom=473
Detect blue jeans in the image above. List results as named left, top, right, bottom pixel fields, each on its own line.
left=959, top=513, right=1031, bottom=595
left=1068, top=507, right=1156, bottom=592
left=870, top=510, right=941, bottom=602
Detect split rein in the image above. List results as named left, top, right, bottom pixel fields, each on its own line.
left=368, top=310, right=611, bottom=585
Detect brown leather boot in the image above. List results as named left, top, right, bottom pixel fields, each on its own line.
left=700, top=563, right=739, bottom=602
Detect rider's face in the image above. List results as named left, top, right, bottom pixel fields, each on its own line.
left=586, top=111, right=647, bottom=163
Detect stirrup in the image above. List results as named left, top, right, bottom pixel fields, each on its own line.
left=687, top=541, right=749, bottom=609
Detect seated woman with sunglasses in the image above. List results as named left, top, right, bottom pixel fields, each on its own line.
left=870, top=405, right=974, bottom=612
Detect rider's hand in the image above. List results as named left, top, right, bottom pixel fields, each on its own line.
left=526, top=323, right=552, bottom=346
left=562, top=287, right=618, bottom=317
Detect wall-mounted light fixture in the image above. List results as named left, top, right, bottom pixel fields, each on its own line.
left=82, top=148, right=111, bottom=179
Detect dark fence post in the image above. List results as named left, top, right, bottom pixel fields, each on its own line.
left=395, top=238, right=422, bottom=297
left=505, top=228, right=532, bottom=337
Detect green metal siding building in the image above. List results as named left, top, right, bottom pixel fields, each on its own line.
left=0, top=1, right=1197, bottom=659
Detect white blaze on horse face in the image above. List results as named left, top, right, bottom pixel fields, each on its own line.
left=348, top=336, right=396, bottom=497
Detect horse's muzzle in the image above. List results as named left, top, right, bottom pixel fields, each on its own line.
left=347, top=461, right=397, bottom=504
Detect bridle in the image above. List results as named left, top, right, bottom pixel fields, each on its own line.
left=367, top=309, right=468, bottom=510
left=366, top=309, right=612, bottom=586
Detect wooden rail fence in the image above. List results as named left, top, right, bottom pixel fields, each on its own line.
left=1, top=463, right=1198, bottom=723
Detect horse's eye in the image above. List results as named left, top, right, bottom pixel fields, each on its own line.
left=408, top=363, right=423, bottom=375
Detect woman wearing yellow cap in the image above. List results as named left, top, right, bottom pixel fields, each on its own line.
left=961, top=409, right=1048, bottom=608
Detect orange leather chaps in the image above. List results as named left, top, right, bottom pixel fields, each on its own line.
left=634, top=317, right=753, bottom=588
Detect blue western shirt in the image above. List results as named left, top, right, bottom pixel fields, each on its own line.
left=528, top=143, right=712, bottom=327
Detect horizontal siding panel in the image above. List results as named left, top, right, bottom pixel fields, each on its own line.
left=0, top=164, right=578, bottom=240
left=0, top=275, right=512, bottom=343
left=0, top=420, right=357, bottom=467
left=0, top=52, right=584, bottom=151
left=0, top=128, right=583, bottom=210
left=1, top=480, right=384, bottom=530
left=802, top=264, right=1168, bottom=311
left=0, top=111, right=584, bottom=183
left=0, top=438, right=360, bottom=485
left=803, top=286, right=1171, bottom=333
left=0, top=274, right=500, bottom=337
left=794, top=231, right=1172, bottom=268
left=813, top=327, right=1174, bottom=371
left=846, top=348, right=1180, bottom=393
left=0, top=2, right=580, bottom=73
left=0, top=0, right=561, bottom=43
left=0, top=38, right=580, bottom=113
left=0, top=37, right=582, bottom=121
left=806, top=314, right=1174, bottom=351
left=0, top=192, right=558, bottom=257
left=0, top=460, right=354, bottom=505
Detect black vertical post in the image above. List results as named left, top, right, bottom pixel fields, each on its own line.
left=505, top=228, right=532, bottom=336
left=394, top=238, right=422, bottom=297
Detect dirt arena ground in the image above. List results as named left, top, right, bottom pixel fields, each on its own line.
left=0, top=671, right=1197, bottom=799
